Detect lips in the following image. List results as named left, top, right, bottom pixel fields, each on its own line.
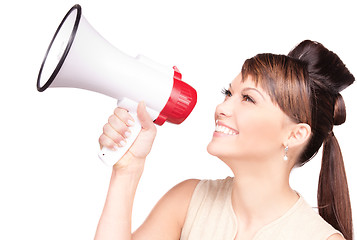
left=215, top=121, right=239, bottom=136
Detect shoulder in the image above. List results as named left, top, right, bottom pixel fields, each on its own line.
left=327, top=233, right=345, bottom=240
left=149, top=179, right=201, bottom=221
left=151, top=177, right=234, bottom=224
left=153, top=179, right=200, bottom=224
left=133, top=179, right=200, bottom=239
left=153, top=178, right=201, bottom=217
left=171, top=178, right=201, bottom=193
left=165, top=179, right=201, bottom=205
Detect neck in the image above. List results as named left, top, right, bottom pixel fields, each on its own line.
left=228, top=157, right=299, bottom=230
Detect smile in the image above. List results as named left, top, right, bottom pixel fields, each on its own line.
left=215, top=121, right=239, bottom=136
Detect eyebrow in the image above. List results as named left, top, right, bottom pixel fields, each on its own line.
left=242, top=87, right=266, bottom=100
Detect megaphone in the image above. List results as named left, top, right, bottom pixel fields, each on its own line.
left=37, top=4, right=197, bottom=166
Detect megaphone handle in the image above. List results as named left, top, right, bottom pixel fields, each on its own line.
left=98, top=112, right=141, bottom=166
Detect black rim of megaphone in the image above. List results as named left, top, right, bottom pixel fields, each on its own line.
left=37, top=4, right=82, bottom=92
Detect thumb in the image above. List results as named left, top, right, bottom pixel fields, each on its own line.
left=137, top=101, right=155, bottom=130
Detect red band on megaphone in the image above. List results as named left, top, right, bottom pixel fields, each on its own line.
left=154, top=67, right=197, bottom=126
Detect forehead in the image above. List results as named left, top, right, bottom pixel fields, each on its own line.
left=231, top=73, right=265, bottom=92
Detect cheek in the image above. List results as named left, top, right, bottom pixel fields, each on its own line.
left=239, top=112, right=284, bottom=153
left=207, top=114, right=283, bottom=159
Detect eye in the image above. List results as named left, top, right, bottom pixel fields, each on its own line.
left=221, top=88, right=232, bottom=97
left=242, top=94, right=255, bottom=103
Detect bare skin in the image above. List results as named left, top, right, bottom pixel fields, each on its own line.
left=94, top=75, right=345, bottom=240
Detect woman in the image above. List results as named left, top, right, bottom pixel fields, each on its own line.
left=94, top=40, right=354, bottom=240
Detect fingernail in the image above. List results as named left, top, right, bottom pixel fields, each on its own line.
left=128, top=120, right=135, bottom=126
left=125, top=131, right=131, bottom=138
left=119, top=140, right=126, bottom=147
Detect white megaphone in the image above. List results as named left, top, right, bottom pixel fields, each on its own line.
left=37, top=4, right=197, bottom=166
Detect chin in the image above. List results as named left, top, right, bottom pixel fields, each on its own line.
left=206, top=142, right=216, bottom=156
left=207, top=137, right=219, bottom=155
left=207, top=139, right=250, bottom=162
left=207, top=140, right=232, bottom=158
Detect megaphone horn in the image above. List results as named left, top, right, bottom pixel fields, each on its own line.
left=37, top=4, right=197, bottom=166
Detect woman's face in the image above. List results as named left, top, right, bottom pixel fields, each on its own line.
left=207, top=73, right=292, bottom=163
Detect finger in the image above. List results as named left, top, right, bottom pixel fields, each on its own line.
left=99, top=134, right=119, bottom=150
left=114, top=107, right=135, bottom=126
left=108, top=114, right=131, bottom=137
left=137, top=101, right=155, bottom=130
left=102, top=123, right=127, bottom=146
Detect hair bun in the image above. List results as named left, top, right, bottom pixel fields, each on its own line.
left=334, top=93, right=346, bottom=125
left=288, top=40, right=355, bottom=94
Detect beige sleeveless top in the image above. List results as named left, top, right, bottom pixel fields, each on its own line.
left=180, top=177, right=341, bottom=240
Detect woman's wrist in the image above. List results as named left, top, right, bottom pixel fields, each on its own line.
left=112, top=151, right=146, bottom=176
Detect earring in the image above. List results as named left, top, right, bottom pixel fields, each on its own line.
left=283, top=145, right=289, bottom=161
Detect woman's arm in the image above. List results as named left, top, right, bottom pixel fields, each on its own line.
left=96, top=161, right=199, bottom=240
left=95, top=102, right=156, bottom=240
left=95, top=153, right=145, bottom=240
left=94, top=102, right=199, bottom=240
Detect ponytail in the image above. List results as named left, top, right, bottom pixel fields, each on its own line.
left=318, top=132, right=353, bottom=240
left=287, top=40, right=355, bottom=239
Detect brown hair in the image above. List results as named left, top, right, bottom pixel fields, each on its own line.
left=241, top=40, right=354, bottom=239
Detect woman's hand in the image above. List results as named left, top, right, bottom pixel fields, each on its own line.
left=99, top=101, right=157, bottom=170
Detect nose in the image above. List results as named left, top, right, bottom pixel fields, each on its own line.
left=215, top=100, right=233, bottom=120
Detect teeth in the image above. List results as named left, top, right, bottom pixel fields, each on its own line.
left=215, top=125, right=238, bottom=135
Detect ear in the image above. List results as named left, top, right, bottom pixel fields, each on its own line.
left=285, top=123, right=311, bottom=148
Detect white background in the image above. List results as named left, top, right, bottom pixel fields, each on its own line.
left=1, top=0, right=356, bottom=239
